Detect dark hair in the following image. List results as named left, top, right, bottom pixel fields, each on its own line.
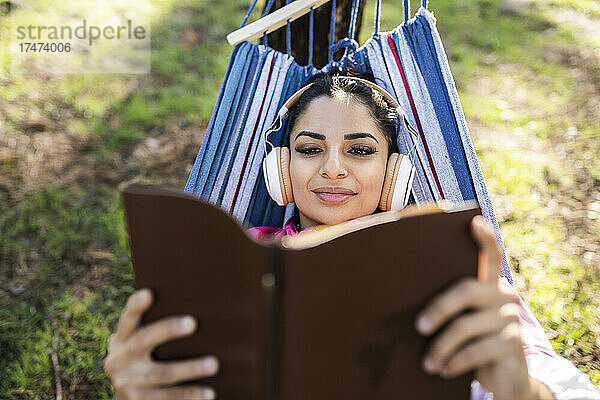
left=287, top=71, right=399, bottom=154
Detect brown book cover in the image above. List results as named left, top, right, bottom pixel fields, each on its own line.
left=122, top=183, right=481, bottom=400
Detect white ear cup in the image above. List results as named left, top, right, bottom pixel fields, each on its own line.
left=262, top=148, right=284, bottom=206
left=262, top=147, right=293, bottom=206
left=389, top=154, right=415, bottom=211
left=379, top=153, right=415, bottom=211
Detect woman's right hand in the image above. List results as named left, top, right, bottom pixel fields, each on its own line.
left=103, top=288, right=219, bottom=400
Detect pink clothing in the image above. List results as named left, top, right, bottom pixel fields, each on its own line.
left=247, top=220, right=600, bottom=399
left=246, top=215, right=303, bottom=242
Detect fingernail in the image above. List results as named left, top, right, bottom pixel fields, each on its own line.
left=473, top=216, right=484, bottom=230
left=180, top=316, right=195, bottom=330
left=136, top=289, right=150, bottom=304
left=422, top=356, right=438, bottom=373
left=203, top=356, right=218, bottom=372
left=203, top=388, right=215, bottom=400
left=417, top=315, right=432, bottom=333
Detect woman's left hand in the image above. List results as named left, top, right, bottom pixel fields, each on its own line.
left=414, top=215, right=534, bottom=400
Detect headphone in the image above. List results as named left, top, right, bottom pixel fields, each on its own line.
left=262, top=76, right=417, bottom=211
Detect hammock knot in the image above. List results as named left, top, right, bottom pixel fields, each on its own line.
left=330, top=38, right=359, bottom=54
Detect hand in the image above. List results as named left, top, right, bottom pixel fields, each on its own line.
left=103, top=288, right=219, bottom=400
left=414, top=215, right=535, bottom=400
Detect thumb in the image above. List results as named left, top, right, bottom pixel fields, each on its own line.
left=470, top=215, right=501, bottom=282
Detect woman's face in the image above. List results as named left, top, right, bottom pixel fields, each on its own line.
left=289, top=95, right=389, bottom=229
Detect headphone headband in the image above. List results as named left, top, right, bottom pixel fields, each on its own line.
left=278, top=76, right=403, bottom=119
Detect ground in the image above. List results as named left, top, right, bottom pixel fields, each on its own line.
left=0, top=0, right=598, bottom=398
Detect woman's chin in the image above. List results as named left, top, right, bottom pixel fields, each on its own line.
left=309, top=210, right=371, bottom=227
left=298, top=197, right=379, bottom=228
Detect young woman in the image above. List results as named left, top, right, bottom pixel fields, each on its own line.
left=103, top=73, right=600, bottom=400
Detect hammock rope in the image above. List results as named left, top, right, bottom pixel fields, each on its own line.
left=328, top=0, right=337, bottom=64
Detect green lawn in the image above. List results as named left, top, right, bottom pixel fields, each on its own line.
left=1, top=0, right=599, bottom=398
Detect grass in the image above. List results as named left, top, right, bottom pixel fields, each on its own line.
left=0, top=186, right=132, bottom=398
left=1, top=0, right=599, bottom=397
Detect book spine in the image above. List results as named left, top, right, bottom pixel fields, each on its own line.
left=266, top=246, right=284, bottom=400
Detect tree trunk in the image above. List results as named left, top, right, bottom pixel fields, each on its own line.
left=262, top=0, right=366, bottom=69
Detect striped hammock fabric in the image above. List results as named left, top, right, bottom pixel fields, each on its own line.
left=184, top=0, right=514, bottom=285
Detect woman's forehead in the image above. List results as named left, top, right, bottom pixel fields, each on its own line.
left=292, top=96, right=385, bottom=141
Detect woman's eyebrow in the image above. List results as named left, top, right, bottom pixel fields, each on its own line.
left=294, top=131, right=379, bottom=143
left=295, top=131, right=326, bottom=140
left=344, top=132, right=379, bottom=143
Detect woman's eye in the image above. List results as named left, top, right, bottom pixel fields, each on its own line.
left=349, top=145, right=377, bottom=157
left=295, top=146, right=322, bottom=155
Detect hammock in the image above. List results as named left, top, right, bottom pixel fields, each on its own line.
left=184, top=0, right=514, bottom=285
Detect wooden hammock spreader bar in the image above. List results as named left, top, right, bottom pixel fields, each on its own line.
left=227, top=0, right=331, bottom=47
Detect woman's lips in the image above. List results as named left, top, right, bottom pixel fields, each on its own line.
left=311, top=187, right=357, bottom=204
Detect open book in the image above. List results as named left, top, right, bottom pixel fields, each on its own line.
left=122, top=183, right=481, bottom=400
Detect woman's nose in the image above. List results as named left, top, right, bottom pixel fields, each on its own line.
left=319, top=151, right=348, bottom=179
